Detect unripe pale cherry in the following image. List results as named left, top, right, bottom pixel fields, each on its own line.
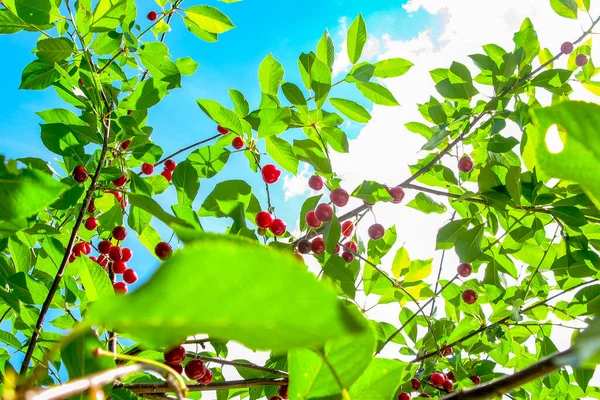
left=164, top=159, right=177, bottom=172
left=297, top=239, right=312, bottom=254
left=262, top=164, right=281, bottom=184
left=155, top=242, right=173, bottom=260
left=330, top=188, right=349, bottom=207
left=84, top=217, right=98, bottom=230
left=576, top=54, right=589, bottom=67
left=561, top=41, right=574, bottom=54
left=217, top=125, right=229, bottom=135
left=388, top=187, right=405, bottom=204
left=255, top=211, right=273, bottom=228
left=232, top=136, right=245, bottom=149
left=457, top=263, right=472, bottom=277
left=462, top=289, right=478, bottom=304
left=305, top=210, right=322, bottom=228
left=123, top=269, right=138, bottom=284
left=185, top=359, right=207, bottom=380
left=164, top=346, right=186, bottom=364
left=458, top=155, right=474, bottom=173
left=430, top=373, right=445, bottom=387
left=112, top=226, right=127, bottom=241
left=113, top=282, right=127, bottom=295
left=308, top=175, right=324, bottom=190
left=270, top=219, right=286, bottom=236
left=141, top=163, right=154, bottom=175
left=341, top=221, right=354, bottom=237
left=315, top=203, right=333, bottom=222
left=368, top=223, right=385, bottom=240
left=311, top=237, right=325, bottom=254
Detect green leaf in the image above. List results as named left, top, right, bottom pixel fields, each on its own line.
left=421, top=128, right=450, bottom=151
left=300, top=195, right=322, bottom=232
left=258, top=54, right=284, bottom=97
left=3, top=0, right=60, bottom=25
left=258, top=107, right=291, bottom=138
left=372, top=58, right=414, bottom=78
left=447, top=316, right=479, bottom=343
left=36, top=38, right=74, bottom=64
left=199, top=180, right=260, bottom=221
left=0, top=9, right=28, bottom=34
left=172, top=160, right=199, bottom=208
left=87, top=234, right=369, bottom=350
left=128, top=193, right=189, bottom=228
left=20, top=60, right=65, bottom=90
left=183, top=16, right=218, bottom=42
left=293, top=139, right=332, bottom=174
left=281, top=82, right=308, bottom=114
left=90, top=0, right=127, bottom=32
left=455, top=224, right=484, bottom=263
left=345, top=62, right=375, bottom=83
left=487, top=135, right=519, bottom=153
left=391, top=247, right=410, bottom=279
left=61, top=329, right=114, bottom=381
left=351, top=181, right=393, bottom=204
left=175, top=57, right=199, bottom=76
left=573, top=318, right=600, bottom=367
left=119, top=78, right=169, bottom=111
left=405, top=122, right=434, bottom=140
left=406, top=193, right=447, bottom=214
left=321, top=127, right=349, bottom=153
left=347, top=358, right=406, bottom=399
left=185, top=5, right=235, bottom=34
left=265, top=136, right=299, bottom=175
left=347, top=14, right=367, bottom=64
left=311, top=58, right=331, bottom=109
left=138, top=42, right=181, bottom=89
left=188, top=145, right=230, bottom=180
left=356, top=82, right=399, bottom=106
left=71, top=257, right=114, bottom=303
left=229, top=89, right=250, bottom=117
left=324, top=215, right=341, bottom=254
left=550, top=0, right=578, bottom=19
left=551, top=206, right=588, bottom=227
left=298, top=52, right=316, bottom=90
left=316, top=30, right=335, bottom=70
left=329, top=98, right=371, bottom=123
left=196, top=99, right=244, bottom=134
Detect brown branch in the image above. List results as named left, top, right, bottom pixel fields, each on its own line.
left=154, top=134, right=221, bottom=166
left=186, top=354, right=288, bottom=376
left=118, top=378, right=288, bottom=394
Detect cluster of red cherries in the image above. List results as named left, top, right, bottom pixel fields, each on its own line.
left=163, top=345, right=213, bottom=385
left=457, top=263, right=478, bottom=305
left=398, top=372, right=481, bottom=399
left=140, top=158, right=176, bottom=182
left=561, top=41, right=589, bottom=66
left=216, top=125, right=247, bottom=150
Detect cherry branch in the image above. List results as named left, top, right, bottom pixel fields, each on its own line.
left=154, top=134, right=221, bottom=166
left=117, top=377, right=288, bottom=394
left=186, top=353, right=288, bottom=376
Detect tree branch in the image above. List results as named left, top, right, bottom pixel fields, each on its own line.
left=154, top=134, right=221, bottom=166
left=186, top=353, right=288, bottom=376
left=117, top=378, right=288, bottom=394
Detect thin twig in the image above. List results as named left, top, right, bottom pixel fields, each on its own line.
left=117, top=378, right=288, bottom=394
left=154, top=134, right=221, bottom=166
left=186, top=354, right=288, bottom=376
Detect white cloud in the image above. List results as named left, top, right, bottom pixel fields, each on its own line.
left=283, top=164, right=312, bottom=201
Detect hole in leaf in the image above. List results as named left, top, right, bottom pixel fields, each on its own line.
left=545, top=124, right=565, bottom=154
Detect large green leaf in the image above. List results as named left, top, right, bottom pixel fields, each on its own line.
left=372, top=58, right=414, bottom=78
left=36, top=38, right=74, bottom=64
left=119, top=78, right=169, bottom=111
left=61, top=329, right=115, bottom=382
left=356, top=82, right=399, bottom=106
left=90, top=0, right=127, bottom=32
left=0, top=9, right=28, bottom=34
left=316, top=29, right=335, bottom=70
left=406, top=193, right=447, bottom=214
left=185, top=5, right=234, bottom=34
left=455, top=224, right=484, bottom=263
left=196, top=99, right=244, bottom=134
left=311, top=58, right=331, bottom=109
left=347, top=14, right=367, bottom=64
left=347, top=358, right=406, bottom=399
left=329, top=98, right=371, bottom=123
left=3, top=0, right=60, bottom=25
left=188, top=145, right=231, bottom=179
left=87, top=234, right=369, bottom=350
left=265, top=136, right=299, bottom=174
left=293, top=139, right=332, bottom=174
left=258, top=54, right=284, bottom=97
left=138, top=42, right=181, bottom=89
left=550, top=0, right=578, bottom=19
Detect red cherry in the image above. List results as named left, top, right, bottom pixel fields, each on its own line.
left=141, top=163, right=154, bottom=175
left=110, top=190, right=127, bottom=208
left=164, top=346, right=186, bottom=364
left=305, top=210, right=322, bottom=228
left=462, top=289, right=478, bottom=305
left=311, top=237, right=325, bottom=254
left=217, top=125, right=229, bottom=135
left=184, top=359, right=207, bottom=380
left=561, top=41, right=574, bottom=54
left=69, top=254, right=76, bottom=263
left=278, top=385, right=288, bottom=399
left=155, top=242, right=173, bottom=260
left=121, top=140, right=131, bottom=150
left=108, top=246, right=123, bottom=261
left=90, top=256, right=97, bottom=262
left=127, top=110, right=132, bottom=116
left=470, top=375, right=481, bottom=385
left=330, top=188, right=349, bottom=207
left=84, top=217, right=98, bottom=230
left=341, top=251, right=354, bottom=263
left=262, top=164, right=281, bottom=184
left=446, top=371, right=456, bottom=382
left=232, top=137, right=245, bottom=149
left=164, top=159, right=177, bottom=172
left=418, top=395, right=431, bottom=398
left=112, top=226, right=127, bottom=241
left=161, top=170, right=173, bottom=182
left=576, top=54, right=589, bottom=67
left=113, top=261, right=127, bottom=274
left=411, top=378, right=421, bottom=391
left=88, top=199, right=96, bottom=213
left=166, top=362, right=183, bottom=374
left=121, top=248, right=133, bottom=262
left=73, top=166, right=89, bottom=183
left=270, top=219, right=286, bottom=236
left=388, top=187, right=405, bottom=204
left=344, top=241, right=358, bottom=253
left=78, top=78, right=84, bottom=87
left=430, top=373, right=445, bottom=387
left=368, top=223, right=385, bottom=240
left=341, top=221, right=354, bottom=237
left=72, top=242, right=85, bottom=257
left=123, top=269, right=138, bottom=284
left=197, top=368, right=213, bottom=384
left=113, top=282, right=127, bottom=294
left=112, top=175, right=127, bottom=187
left=98, top=240, right=112, bottom=254
left=457, top=263, right=472, bottom=277
left=147, top=11, right=158, bottom=21
left=308, top=175, right=324, bottom=190
left=97, top=255, right=109, bottom=267
left=442, top=379, right=453, bottom=391
left=83, top=242, right=92, bottom=255
left=441, top=347, right=453, bottom=356
left=315, top=203, right=333, bottom=222
left=333, top=243, right=340, bottom=254
left=256, top=211, right=273, bottom=228
left=297, top=239, right=312, bottom=254
left=458, top=156, right=474, bottom=173
left=398, top=393, right=411, bottom=400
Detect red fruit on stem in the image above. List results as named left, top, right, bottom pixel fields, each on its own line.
left=113, top=282, right=127, bottom=295
left=97, top=255, right=108, bottom=267
left=232, top=137, right=245, bottom=149
left=342, top=251, right=354, bottom=263
left=185, top=359, right=207, bottom=380
left=441, top=347, right=453, bottom=356
left=418, top=394, right=431, bottom=398
left=166, top=362, right=183, bottom=374
left=164, top=159, right=177, bottom=172
left=83, top=242, right=92, bottom=255
left=470, top=375, right=481, bottom=385
left=121, top=248, right=133, bottom=262
left=430, top=373, right=445, bottom=387
left=112, top=226, right=127, bottom=241
left=121, top=139, right=131, bottom=150
left=69, top=254, right=76, bottom=263
left=561, top=41, right=574, bottom=54
left=458, top=156, right=474, bottom=173
left=141, top=163, right=154, bottom=175
left=278, top=385, right=289, bottom=399
left=462, top=289, right=478, bottom=304
left=330, top=188, right=349, bottom=207
left=368, top=223, right=385, bottom=240
left=344, top=241, right=358, bottom=253
left=315, top=203, right=333, bottom=222
left=311, top=237, right=325, bottom=254
left=73, top=166, right=89, bottom=183
left=217, top=125, right=229, bottom=135
left=457, top=263, right=472, bottom=277
left=576, top=54, right=589, bottom=67
left=123, top=269, right=138, bottom=284
left=73, top=242, right=85, bottom=257
left=333, top=243, right=341, bottom=254
left=112, top=175, right=127, bottom=187
left=147, top=11, right=158, bottom=21
left=388, top=187, right=405, bottom=204
left=127, top=110, right=132, bottom=115
left=262, top=164, right=281, bottom=184
left=270, top=218, right=286, bottom=236
left=112, top=261, right=127, bottom=274
left=411, top=378, right=421, bottom=391
left=90, top=256, right=97, bottom=262
left=155, top=242, right=173, bottom=260
left=197, top=369, right=213, bottom=384
left=442, top=379, right=453, bottom=391
left=297, top=239, right=312, bottom=254
left=108, top=246, right=123, bottom=262
left=398, top=393, right=411, bottom=400
left=255, top=211, right=273, bottom=228
left=308, top=175, right=324, bottom=190
left=98, top=240, right=112, bottom=254
left=446, top=371, right=456, bottom=382
left=341, top=221, right=354, bottom=237
left=161, top=169, right=173, bottom=182
left=84, top=217, right=98, bottom=230
left=305, top=210, right=322, bottom=228
left=88, top=199, right=96, bottom=213
left=164, top=346, right=186, bottom=364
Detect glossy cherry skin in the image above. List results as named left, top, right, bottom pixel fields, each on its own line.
left=305, top=210, right=322, bottom=228
left=341, top=251, right=354, bottom=263
left=166, top=362, right=183, bottom=374
left=121, top=139, right=131, bottom=150
left=297, top=239, right=312, bottom=254
left=164, top=159, right=177, bottom=172
left=112, top=175, right=127, bottom=187
left=398, top=393, right=410, bottom=400
left=98, top=240, right=112, bottom=254
left=108, top=246, right=123, bottom=261
left=262, top=164, right=281, bottom=184
left=112, top=226, right=127, bottom=241
left=442, top=379, right=453, bottom=391
left=121, top=248, right=133, bottom=262
left=344, top=241, right=358, bottom=253
left=470, top=375, right=481, bottom=385
left=84, top=217, right=98, bottom=230
left=184, top=359, right=207, bottom=380
left=123, top=269, right=138, bottom=284
left=576, top=54, right=589, bottom=67
left=330, top=188, right=349, bottom=207
left=278, top=385, right=289, bottom=399
left=341, top=221, right=354, bottom=237
left=232, top=137, right=245, bottom=149
left=112, top=261, right=127, bottom=274
left=315, top=203, right=333, bottom=222
left=368, top=223, right=385, bottom=240
left=270, top=219, right=286, bottom=236
left=462, top=289, right=478, bottom=304
left=430, top=373, right=445, bottom=387
left=458, top=156, right=474, bottom=173
left=256, top=211, right=273, bottom=228
left=73, top=166, right=89, bottom=183
left=141, top=163, right=154, bottom=175
left=217, top=125, right=229, bottom=135
left=411, top=378, right=421, bottom=391
left=311, top=237, right=325, bottom=254
left=155, top=242, right=173, bottom=260
left=388, top=187, right=405, bottom=204
left=561, top=41, right=574, bottom=54
left=161, top=170, right=173, bottom=182
left=446, top=371, right=456, bottom=382
left=457, top=263, right=472, bottom=277
left=308, top=175, right=324, bottom=190
left=197, top=369, right=213, bottom=384
left=164, top=345, right=186, bottom=364
left=113, top=282, right=127, bottom=295
left=147, top=11, right=158, bottom=21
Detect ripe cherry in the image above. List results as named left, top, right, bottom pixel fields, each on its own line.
left=457, top=263, right=472, bottom=277
left=398, top=393, right=410, bottom=400
left=197, top=368, right=213, bottom=384
left=458, top=156, right=474, bottom=173
left=462, top=289, right=478, bottom=305
left=113, top=282, right=127, bottom=295
left=305, top=210, right=322, bottom=228
left=333, top=243, right=340, bottom=254
left=113, top=260, right=127, bottom=274
left=441, top=347, right=453, bottom=356
left=161, top=170, right=173, bottom=182
left=470, top=375, right=481, bottom=385
left=121, top=139, right=131, bottom=150
left=185, top=359, right=207, bottom=380
left=112, top=175, right=127, bottom=187
left=411, top=378, right=421, bottom=391
left=278, top=385, right=288, bottom=399
left=388, top=187, right=405, bottom=204
left=368, top=223, right=385, bottom=240
left=164, top=159, right=177, bottom=172
left=84, top=242, right=92, bottom=255
left=262, top=164, right=281, bottom=184
left=112, top=226, right=127, bottom=241
left=90, top=256, right=97, bottom=262
left=108, top=246, right=123, bottom=261
left=217, top=125, right=229, bottom=135
left=232, top=137, right=245, bottom=149
left=270, top=219, right=286, bottom=236
left=341, top=221, right=354, bottom=237
left=308, top=175, right=324, bottom=190
left=256, top=211, right=273, bottom=228
left=72, top=242, right=85, bottom=257
left=97, top=255, right=109, bottom=267
left=164, top=346, right=186, bottom=364
left=88, top=199, right=96, bottom=213
left=155, top=242, right=173, bottom=260
left=344, top=241, right=358, bottom=253
left=141, top=163, right=154, bottom=175
left=121, top=248, right=133, bottom=262
left=418, top=394, right=431, bottom=398
left=315, top=203, right=333, bottom=222
left=342, top=251, right=354, bottom=263
left=297, top=239, right=312, bottom=254
left=430, top=373, right=445, bottom=387
left=73, top=166, right=89, bottom=183
left=123, top=269, right=138, bottom=284
left=147, top=11, right=158, bottom=21
left=166, top=362, right=183, bottom=374
left=561, top=41, right=574, bottom=54
left=69, top=254, right=76, bottom=263
left=84, top=217, right=98, bottom=230
left=98, top=240, right=112, bottom=254
left=446, top=371, right=456, bottom=382
left=442, top=379, right=453, bottom=391
left=576, top=54, right=589, bottom=67
left=311, top=237, right=325, bottom=254
left=330, top=188, right=349, bottom=207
